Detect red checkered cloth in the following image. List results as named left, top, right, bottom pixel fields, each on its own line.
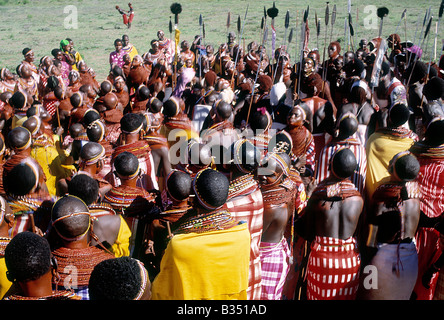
left=259, top=237, right=291, bottom=300
left=306, top=236, right=360, bottom=300
left=223, top=175, right=264, bottom=300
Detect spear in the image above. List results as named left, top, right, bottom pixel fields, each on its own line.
left=199, top=14, right=203, bottom=81
left=347, top=0, right=351, bottom=50
left=230, top=4, right=249, bottom=88
left=267, top=2, right=279, bottom=82
left=321, top=2, right=330, bottom=99
left=247, top=26, right=269, bottom=125
left=297, top=9, right=308, bottom=97
left=349, top=16, right=355, bottom=52
left=227, top=11, right=231, bottom=35
left=330, top=4, right=336, bottom=43
left=377, top=7, right=389, bottom=38
left=406, top=15, right=433, bottom=90
left=237, top=14, right=241, bottom=42
left=433, top=0, right=444, bottom=62
left=273, top=10, right=290, bottom=83
left=395, top=9, right=407, bottom=35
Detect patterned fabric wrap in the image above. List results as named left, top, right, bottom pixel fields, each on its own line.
left=412, top=156, right=444, bottom=219
left=223, top=178, right=264, bottom=300
left=306, top=236, right=360, bottom=300
left=259, top=237, right=291, bottom=300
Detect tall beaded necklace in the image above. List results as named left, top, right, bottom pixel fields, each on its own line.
left=228, top=173, right=257, bottom=199
left=174, top=209, right=239, bottom=235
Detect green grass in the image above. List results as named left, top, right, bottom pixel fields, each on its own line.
left=0, top=0, right=442, bottom=81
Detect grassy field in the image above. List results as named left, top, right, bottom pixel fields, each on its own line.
left=0, top=0, right=442, bottom=81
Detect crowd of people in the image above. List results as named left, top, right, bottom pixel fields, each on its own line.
left=0, top=6, right=444, bottom=301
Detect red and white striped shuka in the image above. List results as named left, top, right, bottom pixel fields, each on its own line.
left=315, top=137, right=367, bottom=195
left=223, top=176, right=264, bottom=300
left=410, top=145, right=444, bottom=299
left=415, top=157, right=444, bottom=219
left=306, top=236, right=360, bottom=300
left=260, top=237, right=291, bottom=300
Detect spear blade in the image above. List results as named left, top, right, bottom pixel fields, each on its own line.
left=226, top=12, right=230, bottom=31
left=332, top=5, right=337, bottom=26
left=288, top=27, right=294, bottom=44
left=325, top=2, right=330, bottom=26
left=285, top=10, right=290, bottom=29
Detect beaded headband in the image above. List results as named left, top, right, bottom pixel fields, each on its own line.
left=233, top=139, right=254, bottom=174
left=72, top=92, right=83, bottom=107
left=15, top=128, right=32, bottom=151
left=114, top=76, right=125, bottom=83
left=121, top=122, right=143, bottom=135
left=12, top=90, right=28, bottom=111
left=261, top=152, right=290, bottom=188
left=88, top=120, right=106, bottom=142
left=192, top=169, right=220, bottom=211
left=17, top=64, right=24, bottom=77
left=27, top=115, right=42, bottom=136
left=0, top=68, right=6, bottom=81
left=293, top=105, right=306, bottom=122
left=52, top=211, right=91, bottom=242
left=23, top=158, right=40, bottom=193
left=134, top=259, right=149, bottom=300
left=79, top=145, right=105, bottom=166
left=51, top=195, right=91, bottom=242
left=116, top=162, right=140, bottom=180
left=336, top=112, right=358, bottom=129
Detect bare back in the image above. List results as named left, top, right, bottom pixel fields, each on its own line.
left=311, top=195, right=364, bottom=240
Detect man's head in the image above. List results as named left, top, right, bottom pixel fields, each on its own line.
left=258, top=152, right=289, bottom=187
left=226, top=139, right=261, bottom=174
left=79, top=142, right=105, bottom=169
left=287, top=105, right=306, bottom=128
left=388, top=151, right=420, bottom=182
left=330, top=148, right=357, bottom=180
left=166, top=170, right=192, bottom=202
left=336, top=112, right=358, bottom=140
left=4, top=160, right=40, bottom=197
left=388, top=103, right=410, bottom=128
left=9, top=91, right=28, bottom=110
left=425, top=117, right=444, bottom=147
left=328, top=41, right=341, bottom=59
left=114, top=151, right=139, bottom=179
left=147, top=97, right=163, bottom=113
left=193, top=168, right=229, bottom=211
left=120, top=112, right=144, bottom=136
left=122, top=34, right=130, bottom=47
left=22, top=48, right=35, bottom=62
left=5, top=231, right=52, bottom=283
left=89, top=257, right=151, bottom=300
left=86, top=120, right=106, bottom=143
left=7, top=126, right=31, bottom=151
left=51, top=195, right=91, bottom=242
left=68, top=174, right=100, bottom=206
